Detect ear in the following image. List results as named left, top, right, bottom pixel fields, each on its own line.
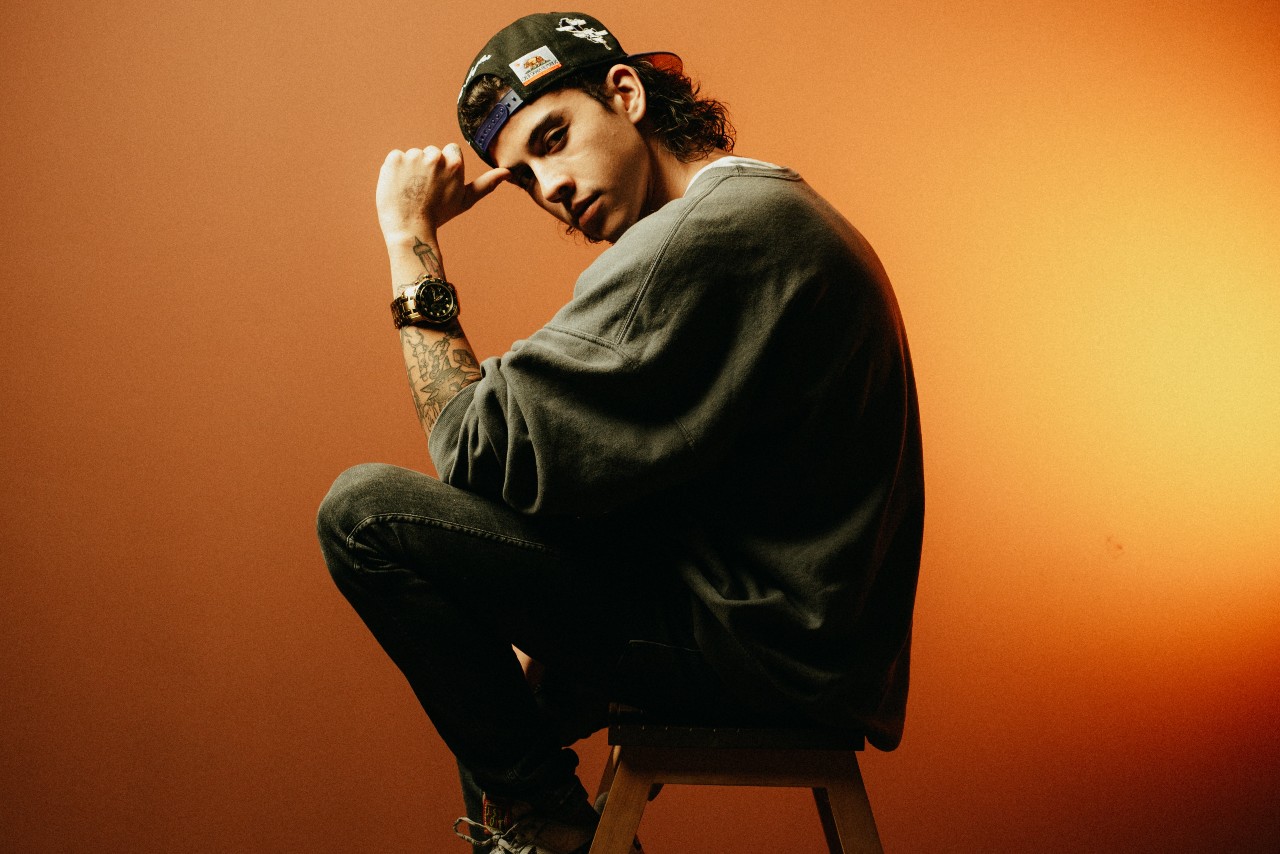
left=603, top=64, right=647, bottom=126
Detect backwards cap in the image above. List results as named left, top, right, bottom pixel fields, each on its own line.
left=457, top=12, right=682, bottom=165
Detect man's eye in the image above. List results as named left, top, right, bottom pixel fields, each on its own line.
left=545, top=127, right=566, bottom=150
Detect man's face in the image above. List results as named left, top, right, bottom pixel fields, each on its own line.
left=490, top=80, right=653, bottom=244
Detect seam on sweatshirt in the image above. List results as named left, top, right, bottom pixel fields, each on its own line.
left=540, top=322, right=636, bottom=360
left=537, top=324, right=699, bottom=456
left=615, top=171, right=731, bottom=346
left=615, top=168, right=801, bottom=346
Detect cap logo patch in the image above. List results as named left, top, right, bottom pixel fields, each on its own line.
left=555, top=17, right=611, bottom=47
left=510, top=46, right=562, bottom=86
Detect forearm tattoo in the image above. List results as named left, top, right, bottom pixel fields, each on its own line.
left=401, top=322, right=481, bottom=431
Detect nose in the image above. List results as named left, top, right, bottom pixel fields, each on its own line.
left=532, top=163, right=573, bottom=207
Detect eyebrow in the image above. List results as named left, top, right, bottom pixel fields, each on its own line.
left=524, top=111, right=563, bottom=154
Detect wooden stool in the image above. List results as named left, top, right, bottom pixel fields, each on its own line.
left=589, top=707, right=884, bottom=854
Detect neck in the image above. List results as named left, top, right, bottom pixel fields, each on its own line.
left=645, top=144, right=731, bottom=210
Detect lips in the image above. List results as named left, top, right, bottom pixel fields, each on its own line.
left=572, top=193, right=602, bottom=234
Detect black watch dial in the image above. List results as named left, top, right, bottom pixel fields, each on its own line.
left=418, top=282, right=458, bottom=324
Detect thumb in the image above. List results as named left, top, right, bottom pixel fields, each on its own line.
left=469, top=166, right=511, bottom=201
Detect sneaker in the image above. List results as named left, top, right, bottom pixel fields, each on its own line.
left=454, top=792, right=599, bottom=854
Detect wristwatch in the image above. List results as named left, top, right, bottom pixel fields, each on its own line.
left=391, top=273, right=460, bottom=329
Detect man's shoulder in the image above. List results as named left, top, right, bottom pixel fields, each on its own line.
left=631, top=161, right=823, bottom=248
left=686, top=159, right=806, bottom=206
left=671, top=161, right=857, bottom=258
left=580, top=159, right=860, bottom=293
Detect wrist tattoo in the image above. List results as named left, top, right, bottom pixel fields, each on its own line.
left=413, top=237, right=440, bottom=274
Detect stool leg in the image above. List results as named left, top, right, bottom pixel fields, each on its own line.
left=595, top=745, right=622, bottom=806
left=589, top=751, right=653, bottom=854
left=813, top=787, right=844, bottom=854
left=823, top=758, right=883, bottom=854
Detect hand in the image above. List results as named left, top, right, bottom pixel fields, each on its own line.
left=375, top=143, right=509, bottom=242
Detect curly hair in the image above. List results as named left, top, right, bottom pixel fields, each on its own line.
left=459, top=59, right=735, bottom=162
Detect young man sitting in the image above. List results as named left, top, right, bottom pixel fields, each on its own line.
left=317, top=11, right=924, bottom=853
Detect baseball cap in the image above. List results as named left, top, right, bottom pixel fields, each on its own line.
left=457, top=12, right=682, bottom=165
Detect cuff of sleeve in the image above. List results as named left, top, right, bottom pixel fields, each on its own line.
left=427, top=380, right=478, bottom=481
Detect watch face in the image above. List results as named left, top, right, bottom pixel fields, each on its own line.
left=418, top=282, right=458, bottom=324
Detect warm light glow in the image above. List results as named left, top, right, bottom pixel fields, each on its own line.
left=2, top=1, right=1277, bottom=851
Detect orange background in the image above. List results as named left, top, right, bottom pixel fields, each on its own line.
left=2, top=1, right=1277, bottom=851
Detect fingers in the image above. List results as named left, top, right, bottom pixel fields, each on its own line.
left=470, top=166, right=511, bottom=200
left=440, top=142, right=463, bottom=172
left=377, top=143, right=505, bottom=231
left=382, top=145, right=463, bottom=173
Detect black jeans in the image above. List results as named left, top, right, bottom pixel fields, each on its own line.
left=316, top=463, right=749, bottom=825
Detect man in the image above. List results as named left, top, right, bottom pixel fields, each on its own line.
left=317, top=12, right=924, bottom=854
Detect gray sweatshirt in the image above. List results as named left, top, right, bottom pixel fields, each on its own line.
left=430, top=163, right=924, bottom=749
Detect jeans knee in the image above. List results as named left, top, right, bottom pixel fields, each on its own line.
left=316, top=463, right=401, bottom=551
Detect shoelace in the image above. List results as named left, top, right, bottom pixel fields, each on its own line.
left=453, top=815, right=494, bottom=847
left=453, top=814, right=599, bottom=854
left=452, top=815, right=555, bottom=853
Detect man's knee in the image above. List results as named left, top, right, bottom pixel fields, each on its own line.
left=316, top=462, right=467, bottom=558
left=316, top=462, right=406, bottom=550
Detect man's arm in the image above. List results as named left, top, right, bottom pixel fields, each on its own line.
left=375, top=144, right=508, bottom=439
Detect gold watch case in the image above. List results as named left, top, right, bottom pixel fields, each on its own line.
left=391, top=274, right=459, bottom=329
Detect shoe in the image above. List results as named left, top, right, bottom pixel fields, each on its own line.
left=455, top=791, right=599, bottom=854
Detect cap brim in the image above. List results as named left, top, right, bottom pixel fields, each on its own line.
left=626, top=51, right=683, bottom=75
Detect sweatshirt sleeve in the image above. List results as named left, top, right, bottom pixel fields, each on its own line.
left=427, top=317, right=705, bottom=515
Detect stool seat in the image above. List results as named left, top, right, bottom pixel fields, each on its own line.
left=590, top=706, right=884, bottom=854
left=608, top=705, right=866, bottom=750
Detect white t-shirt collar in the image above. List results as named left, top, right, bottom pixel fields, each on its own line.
left=685, top=155, right=784, bottom=193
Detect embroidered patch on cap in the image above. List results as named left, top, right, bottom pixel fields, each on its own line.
left=510, top=46, right=562, bottom=87
left=555, top=17, right=611, bottom=47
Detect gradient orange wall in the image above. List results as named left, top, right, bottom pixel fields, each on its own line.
left=2, top=1, right=1276, bottom=851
